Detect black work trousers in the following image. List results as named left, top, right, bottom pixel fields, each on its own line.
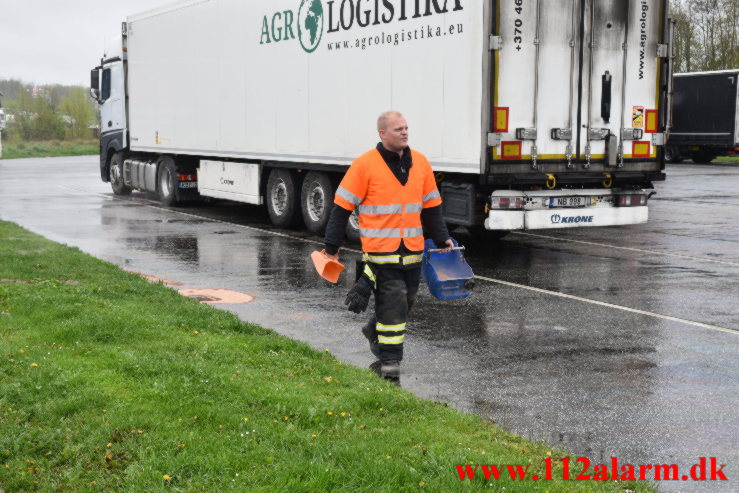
left=367, top=266, right=421, bottom=362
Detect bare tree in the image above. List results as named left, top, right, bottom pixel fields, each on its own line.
left=671, top=0, right=739, bottom=72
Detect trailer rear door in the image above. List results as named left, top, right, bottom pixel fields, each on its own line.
left=491, top=0, right=664, bottom=169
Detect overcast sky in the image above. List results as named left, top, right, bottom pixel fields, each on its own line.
left=0, top=0, right=175, bottom=87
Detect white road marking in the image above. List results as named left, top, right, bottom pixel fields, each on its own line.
left=512, top=231, right=739, bottom=267
left=475, top=274, right=739, bottom=336
left=61, top=186, right=739, bottom=336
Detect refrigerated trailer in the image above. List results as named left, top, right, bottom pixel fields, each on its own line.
left=91, top=0, right=672, bottom=237
left=665, top=70, right=739, bottom=163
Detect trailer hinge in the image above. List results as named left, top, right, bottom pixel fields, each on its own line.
left=656, top=44, right=669, bottom=58
left=487, top=133, right=501, bottom=146
left=621, top=128, right=644, bottom=141
left=551, top=128, right=572, bottom=141
left=515, top=128, right=537, bottom=140
left=588, top=128, right=610, bottom=140
left=489, top=35, right=503, bottom=51
left=651, top=133, right=666, bottom=146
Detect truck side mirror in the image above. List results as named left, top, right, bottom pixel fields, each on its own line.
left=90, top=68, right=101, bottom=103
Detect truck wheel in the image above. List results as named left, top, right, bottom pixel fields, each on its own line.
left=301, top=171, right=335, bottom=236
left=345, top=209, right=360, bottom=243
left=109, top=152, right=132, bottom=196
left=157, top=157, right=179, bottom=206
left=664, top=146, right=683, bottom=163
left=266, top=169, right=301, bottom=228
left=691, top=149, right=715, bottom=164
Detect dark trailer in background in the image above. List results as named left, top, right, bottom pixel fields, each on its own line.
left=666, top=70, right=739, bottom=163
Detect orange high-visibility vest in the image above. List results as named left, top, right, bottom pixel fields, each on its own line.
left=334, top=148, right=442, bottom=254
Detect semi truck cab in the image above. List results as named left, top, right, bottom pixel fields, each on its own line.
left=91, top=38, right=128, bottom=185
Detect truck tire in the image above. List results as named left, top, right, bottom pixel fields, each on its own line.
left=266, top=169, right=301, bottom=228
left=345, top=209, right=360, bottom=243
left=157, top=157, right=179, bottom=206
left=691, top=149, right=716, bottom=164
left=301, top=171, right=335, bottom=236
left=109, top=152, right=132, bottom=196
left=664, top=146, right=683, bottom=163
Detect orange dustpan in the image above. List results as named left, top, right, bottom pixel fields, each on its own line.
left=311, top=250, right=345, bottom=283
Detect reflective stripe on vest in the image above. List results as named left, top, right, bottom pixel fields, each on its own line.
left=359, top=227, right=424, bottom=240
left=357, top=204, right=403, bottom=215
left=423, top=190, right=441, bottom=203
left=360, top=228, right=402, bottom=238
left=336, top=186, right=362, bottom=206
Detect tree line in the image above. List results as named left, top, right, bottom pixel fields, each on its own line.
left=0, top=79, right=96, bottom=142
left=671, top=0, right=738, bottom=73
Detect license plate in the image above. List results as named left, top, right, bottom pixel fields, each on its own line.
left=549, top=196, right=587, bottom=208
left=178, top=182, right=198, bottom=189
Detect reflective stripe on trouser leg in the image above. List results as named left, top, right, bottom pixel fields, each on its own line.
left=373, top=266, right=421, bottom=362
left=377, top=322, right=406, bottom=345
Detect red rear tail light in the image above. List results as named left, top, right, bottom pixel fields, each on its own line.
left=617, top=194, right=647, bottom=207
left=491, top=197, right=523, bottom=210
left=178, top=174, right=196, bottom=181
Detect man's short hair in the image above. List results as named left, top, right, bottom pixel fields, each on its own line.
left=377, top=111, right=404, bottom=132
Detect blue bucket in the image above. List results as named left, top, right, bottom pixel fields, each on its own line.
left=421, top=238, right=475, bottom=300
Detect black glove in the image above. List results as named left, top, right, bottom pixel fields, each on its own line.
left=344, top=275, right=373, bottom=313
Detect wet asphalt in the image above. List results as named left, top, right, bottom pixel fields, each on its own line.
left=0, top=156, right=738, bottom=492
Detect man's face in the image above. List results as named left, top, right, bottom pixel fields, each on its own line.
left=379, top=116, right=409, bottom=153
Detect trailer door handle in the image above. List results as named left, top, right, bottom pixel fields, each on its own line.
left=601, top=71, right=612, bottom=123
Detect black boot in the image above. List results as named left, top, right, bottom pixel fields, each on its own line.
left=380, top=359, right=400, bottom=380
left=361, top=321, right=381, bottom=359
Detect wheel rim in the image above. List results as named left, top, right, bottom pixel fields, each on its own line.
left=348, top=209, right=359, bottom=231
left=160, top=168, right=172, bottom=198
left=307, top=182, right=326, bottom=222
left=271, top=179, right=288, bottom=216
left=110, top=161, right=122, bottom=184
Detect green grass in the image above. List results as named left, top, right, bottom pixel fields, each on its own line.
left=0, top=139, right=98, bottom=159
left=0, top=220, right=651, bottom=492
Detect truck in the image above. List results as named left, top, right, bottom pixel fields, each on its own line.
left=91, top=0, right=672, bottom=239
left=0, top=91, right=6, bottom=158
left=0, top=91, right=5, bottom=131
left=665, top=69, right=739, bottom=163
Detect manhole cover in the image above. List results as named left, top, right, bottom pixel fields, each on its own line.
left=178, top=289, right=255, bottom=304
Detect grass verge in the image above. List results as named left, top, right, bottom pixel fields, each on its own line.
left=0, top=220, right=651, bottom=492
left=0, top=140, right=98, bottom=159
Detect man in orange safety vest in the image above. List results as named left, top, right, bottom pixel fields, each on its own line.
left=322, top=110, right=453, bottom=381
